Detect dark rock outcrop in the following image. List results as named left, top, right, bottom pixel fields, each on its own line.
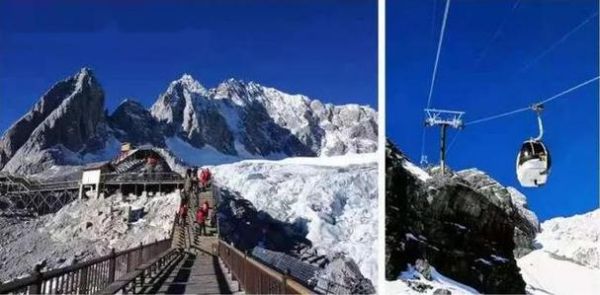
left=386, top=139, right=532, bottom=294
left=457, top=169, right=540, bottom=258
left=109, top=100, right=164, bottom=147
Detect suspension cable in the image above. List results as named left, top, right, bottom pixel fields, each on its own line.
left=421, top=0, right=452, bottom=164
left=466, top=76, right=599, bottom=126
left=476, top=0, right=522, bottom=64
left=447, top=130, right=461, bottom=153
left=426, top=0, right=451, bottom=109
left=519, top=11, right=599, bottom=73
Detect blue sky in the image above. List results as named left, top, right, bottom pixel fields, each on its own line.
left=0, top=0, right=377, bottom=132
left=387, top=0, right=599, bottom=221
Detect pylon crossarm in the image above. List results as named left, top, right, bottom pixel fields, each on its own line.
left=423, top=108, right=466, bottom=175
left=424, top=108, right=465, bottom=129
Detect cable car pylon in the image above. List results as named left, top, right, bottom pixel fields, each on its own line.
left=424, top=108, right=465, bottom=175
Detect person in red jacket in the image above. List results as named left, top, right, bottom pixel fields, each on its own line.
left=195, top=202, right=209, bottom=236
left=199, top=168, right=212, bottom=191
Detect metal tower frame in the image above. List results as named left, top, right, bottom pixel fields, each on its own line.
left=424, top=108, right=465, bottom=174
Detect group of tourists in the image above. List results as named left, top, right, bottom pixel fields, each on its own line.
left=177, top=167, right=214, bottom=236
left=182, top=168, right=212, bottom=202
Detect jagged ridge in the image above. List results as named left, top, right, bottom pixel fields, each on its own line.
left=0, top=68, right=378, bottom=175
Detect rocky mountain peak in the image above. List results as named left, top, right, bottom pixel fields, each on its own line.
left=169, top=73, right=207, bottom=95
left=213, top=78, right=264, bottom=104
left=1, top=68, right=109, bottom=174
left=77, top=67, right=94, bottom=78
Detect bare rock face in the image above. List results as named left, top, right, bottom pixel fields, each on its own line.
left=456, top=169, right=540, bottom=258
left=386, top=139, right=533, bottom=294
left=1, top=68, right=111, bottom=175
left=317, top=255, right=376, bottom=294
left=109, top=100, right=164, bottom=147
left=0, top=71, right=83, bottom=169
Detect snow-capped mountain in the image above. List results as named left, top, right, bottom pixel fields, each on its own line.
left=0, top=68, right=377, bottom=175
left=518, top=209, right=600, bottom=295
left=150, top=74, right=378, bottom=159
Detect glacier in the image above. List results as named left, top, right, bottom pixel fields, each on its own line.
left=211, top=153, right=379, bottom=286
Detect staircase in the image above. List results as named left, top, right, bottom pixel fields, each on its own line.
left=147, top=186, right=237, bottom=294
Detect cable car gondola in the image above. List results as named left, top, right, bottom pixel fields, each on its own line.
left=516, top=104, right=550, bottom=187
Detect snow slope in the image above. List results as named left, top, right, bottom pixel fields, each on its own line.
left=212, top=153, right=378, bottom=285
left=518, top=209, right=600, bottom=295
left=385, top=265, right=479, bottom=295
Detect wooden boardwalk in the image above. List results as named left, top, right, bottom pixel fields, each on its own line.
left=145, top=187, right=235, bottom=294
left=153, top=252, right=231, bottom=294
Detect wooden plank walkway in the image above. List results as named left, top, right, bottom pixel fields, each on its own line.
left=153, top=252, right=231, bottom=294
left=146, top=187, right=235, bottom=294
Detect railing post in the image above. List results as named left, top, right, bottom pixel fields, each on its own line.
left=29, top=263, right=43, bottom=294
left=282, top=268, right=290, bottom=293
left=80, top=267, right=89, bottom=294
left=108, top=248, right=116, bottom=283
left=242, top=250, right=248, bottom=292
left=139, top=268, right=146, bottom=292
left=138, top=242, right=144, bottom=268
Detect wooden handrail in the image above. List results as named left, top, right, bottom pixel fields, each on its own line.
left=98, top=248, right=182, bottom=294
left=217, top=240, right=314, bottom=294
left=0, top=214, right=178, bottom=294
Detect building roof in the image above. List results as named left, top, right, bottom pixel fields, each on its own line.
left=83, top=161, right=112, bottom=171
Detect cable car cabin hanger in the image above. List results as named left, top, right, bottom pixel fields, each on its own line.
left=516, top=104, right=551, bottom=187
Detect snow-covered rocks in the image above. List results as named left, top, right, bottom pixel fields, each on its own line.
left=212, top=153, right=378, bottom=286
left=0, top=191, right=180, bottom=282
left=385, top=264, right=479, bottom=295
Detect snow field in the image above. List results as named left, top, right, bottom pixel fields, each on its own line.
left=517, top=209, right=600, bottom=295
left=385, top=265, right=479, bottom=295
